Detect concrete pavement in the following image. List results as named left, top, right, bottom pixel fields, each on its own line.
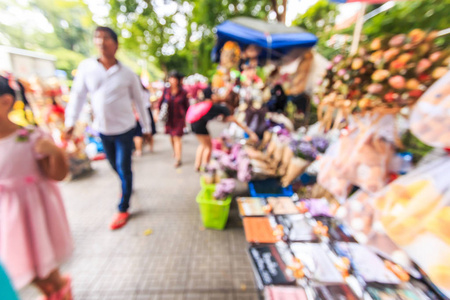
left=19, top=123, right=259, bottom=300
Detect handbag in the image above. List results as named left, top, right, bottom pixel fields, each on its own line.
left=186, top=101, right=213, bottom=123
left=158, top=89, right=169, bottom=123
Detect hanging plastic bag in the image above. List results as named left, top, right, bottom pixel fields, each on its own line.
left=373, top=156, right=450, bottom=295
left=317, top=134, right=353, bottom=201
left=410, top=71, right=450, bottom=148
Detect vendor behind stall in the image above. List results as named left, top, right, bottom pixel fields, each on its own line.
left=187, top=87, right=259, bottom=171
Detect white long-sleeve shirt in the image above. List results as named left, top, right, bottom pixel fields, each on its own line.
left=65, top=58, right=151, bottom=136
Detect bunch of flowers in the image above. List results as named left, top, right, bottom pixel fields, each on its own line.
left=290, top=137, right=329, bottom=161
left=318, top=29, right=449, bottom=112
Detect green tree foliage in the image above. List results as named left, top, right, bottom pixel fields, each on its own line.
left=293, top=0, right=450, bottom=60
left=292, top=0, right=340, bottom=60
left=0, top=0, right=95, bottom=77
left=363, top=0, right=450, bottom=45
left=30, top=0, right=95, bottom=56
left=107, top=0, right=274, bottom=76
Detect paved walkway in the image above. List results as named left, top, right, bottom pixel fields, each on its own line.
left=19, top=123, right=259, bottom=300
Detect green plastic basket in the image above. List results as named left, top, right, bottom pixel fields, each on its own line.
left=200, top=176, right=216, bottom=192
left=196, top=187, right=231, bottom=230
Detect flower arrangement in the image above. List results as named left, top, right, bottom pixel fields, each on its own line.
left=317, top=29, right=449, bottom=117
left=290, top=137, right=329, bottom=161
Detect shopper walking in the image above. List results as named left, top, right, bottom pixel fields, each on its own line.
left=65, top=26, right=151, bottom=230
left=0, top=75, right=73, bottom=300
left=188, top=87, right=259, bottom=171
left=134, top=81, right=157, bottom=156
left=157, top=70, right=189, bottom=168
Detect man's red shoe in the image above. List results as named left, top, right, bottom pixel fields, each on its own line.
left=110, top=212, right=130, bottom=230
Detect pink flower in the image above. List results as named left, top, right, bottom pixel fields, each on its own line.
left=333, top=55, right=343, bottom=64
left=337, top=69, right=347, bottom=77
left=18, top=128, right=29, bottom=136
left=16, top=128, right=30, bottom=142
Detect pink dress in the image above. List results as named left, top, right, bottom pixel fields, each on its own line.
left=0, top=127, right=73, bottom=289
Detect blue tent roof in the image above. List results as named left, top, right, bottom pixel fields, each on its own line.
left=212, top=17, right=318, bottom=62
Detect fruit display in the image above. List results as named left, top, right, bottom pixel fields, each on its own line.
left=317, top=29, right=450, bottom=126
left=373, top=156, right=450, bottom=294
left=410, top=71, right=450, bottom=148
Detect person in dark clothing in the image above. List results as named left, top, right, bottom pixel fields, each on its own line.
left=266, top=84, right=287, bottom=113
left=157, top=70, right=189, bottom=167
left=190, top=87, right=258, bottom=171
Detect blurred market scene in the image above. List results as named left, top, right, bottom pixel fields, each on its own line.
left=0, top=0, right=449, bottom=299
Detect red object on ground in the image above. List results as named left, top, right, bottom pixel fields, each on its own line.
left=110, top=212, right=130, bottom=230
left=92, top=153, right=106, bottom=161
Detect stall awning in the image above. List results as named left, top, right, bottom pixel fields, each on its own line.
left=212, top=17, right=318, bottom=62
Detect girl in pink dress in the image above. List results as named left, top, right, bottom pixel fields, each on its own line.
left=0, top=75, right=73, bottom=300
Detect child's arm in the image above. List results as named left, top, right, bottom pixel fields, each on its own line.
left=35, top=139, right=69, bottom=181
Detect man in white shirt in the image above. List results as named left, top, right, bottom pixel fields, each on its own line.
left=65, top=26, right=151, bottom=230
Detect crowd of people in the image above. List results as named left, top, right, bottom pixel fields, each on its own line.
left=0, top=25, right=267, bottom=300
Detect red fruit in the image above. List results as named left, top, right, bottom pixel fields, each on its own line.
left=390, top=59, right=406, bottom=70
left=384, top=48, right=400, bottom=61
left=389, top=34, right=406, bottom=47
left=368, top=83, right=383, bottom=94
left=384, top=92, right=398, bottom=102
left=389, top=75, right=406, bottom=89
left=418, top=73, right=432, bottom=82
left=416, top=59, right=432, bottom=74
left=403, top=44, right=414, bottom=51
left=409, top=90, right=423, bottom=98
left=430, top=51, right=442, bottom=62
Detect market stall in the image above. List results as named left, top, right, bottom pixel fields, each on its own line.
left=194, top=26, right=450, bottom=300
left=4, top=70, right=94, bottom=179
left=210, top=17, right=329, bottom=130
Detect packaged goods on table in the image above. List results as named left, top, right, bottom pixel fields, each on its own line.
left=248, top=244, right=296, bottom=289
left=373, top=156, right=450, bottom=295
left=237, top=197, right=268, bottom=217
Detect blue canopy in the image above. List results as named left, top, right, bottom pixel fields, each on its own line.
left=212, top=17, right=318, bottom=62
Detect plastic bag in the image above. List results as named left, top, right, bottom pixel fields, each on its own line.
left=410, top=71, right=450, bottom=148
left=373, top=156, right=450, bottom=295
left=317, top=136, right=353, bottom=201
left=319, top=115, right=395, bottom=198
left=340, top=132, right=394, bottom=193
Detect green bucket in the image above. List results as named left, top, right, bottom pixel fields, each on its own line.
left=200, top=176, right=216, bottom=192
left=196, top=187, right=231, bottom=230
